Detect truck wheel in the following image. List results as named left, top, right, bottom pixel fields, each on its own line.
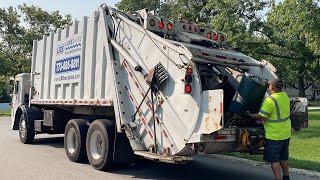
left=86, top=119, right=115, bottom=171
left=64, top=119, right=88, bottom=162
left=19, top=114, right=35, bottom=144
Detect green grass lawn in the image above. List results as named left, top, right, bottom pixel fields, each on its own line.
left=289, top=110, right=320, bottom=171
left=0, top=110, right=11, bottom=117
left=308, top=101, right=320, bottom=107
left=225, top=110, right=320, bottom=172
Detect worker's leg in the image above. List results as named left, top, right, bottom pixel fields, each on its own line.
left=280, top=138, right=290, bottom=179
left=271, top=162, right=282, bottom=180
left=264, top=139, right=282, bottom=180
left=280, top=160, right=289, bottom=176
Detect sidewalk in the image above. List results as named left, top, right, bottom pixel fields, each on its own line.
left=308, top=107, right=320, bottom=110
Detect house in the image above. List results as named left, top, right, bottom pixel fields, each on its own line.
left=312, top=84, right=320, bottom=100
left=283, top=84, right=313, bottom=100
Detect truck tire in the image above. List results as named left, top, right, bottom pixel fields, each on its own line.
left=64, top=119, right=88, bottom=162
left=19, top=114, right=35, bottom=144
left=86, top=119, right=115, bottom=171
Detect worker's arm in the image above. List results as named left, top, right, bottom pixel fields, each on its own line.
left=249, top=113, right=267, bottom=121
left=250, top=97, right=274, bottom=121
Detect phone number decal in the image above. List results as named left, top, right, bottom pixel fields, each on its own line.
left=55, top=55, right=80, bottom=74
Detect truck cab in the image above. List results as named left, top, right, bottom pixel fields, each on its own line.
left=11, top=73, right=31, bottom=129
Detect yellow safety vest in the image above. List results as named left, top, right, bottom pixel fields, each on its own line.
left=258, top=92, right=291, bottom=140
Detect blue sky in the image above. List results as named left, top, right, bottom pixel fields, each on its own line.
left=1, top=0, right=282, bottom=20
left=1, top=0, right=121, bottom=19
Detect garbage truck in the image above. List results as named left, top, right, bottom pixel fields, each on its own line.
left=10, top=4, right=307, bottom=171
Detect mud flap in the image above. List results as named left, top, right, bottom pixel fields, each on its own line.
left=113, top=132, right=137, bottom=164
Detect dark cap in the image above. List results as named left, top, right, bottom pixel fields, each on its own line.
left=269, top=79, right=283, bottom=89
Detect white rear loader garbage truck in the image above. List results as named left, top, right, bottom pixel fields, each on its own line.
left=10, top=4, right=306, bottom=171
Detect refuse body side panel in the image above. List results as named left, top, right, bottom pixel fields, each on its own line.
left=30, top=13, right=115, bottom=105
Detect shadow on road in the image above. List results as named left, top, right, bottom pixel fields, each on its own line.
left=14, top=134, right=317, bottom=180
left=28, top=135, right=270, bottom=180
left=33, top=136, right=64, bottom=149
left=110, top=156, right=270, bottom=180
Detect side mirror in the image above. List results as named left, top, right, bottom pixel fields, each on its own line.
left=9, top=77, right=14, bottom=86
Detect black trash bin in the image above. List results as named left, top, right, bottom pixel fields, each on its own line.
left=228, top=74, right=268, bottom=113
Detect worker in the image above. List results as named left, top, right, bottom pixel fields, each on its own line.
left=249, top=79, right=291, bottom=180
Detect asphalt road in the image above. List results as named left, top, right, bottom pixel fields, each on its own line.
left=0, top=117, right=318, bottom=180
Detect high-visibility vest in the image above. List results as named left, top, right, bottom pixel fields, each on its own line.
left=259, top=92, right=291, bottom=140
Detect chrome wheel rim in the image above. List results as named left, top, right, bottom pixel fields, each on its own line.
left=66, top=127, right=77, bottom=154
left=19, top=119, right=26, bottom=138
left=90, top=130, right=103, bottom=160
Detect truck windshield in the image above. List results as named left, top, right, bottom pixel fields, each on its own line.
left=14, top=81, right=19, bottom=94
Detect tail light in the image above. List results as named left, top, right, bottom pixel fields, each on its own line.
left=185, top=84, right=192, bottom=93
left=158, top=21, right=164, bottom=29
left=183, top=25, right=187, bottom=29
left=213, top=33, right=218, bottom=40
left=194, top=27, right=198, bottom=32
left=186, top=67, right=193, bottom=74
left=184, top=66, right=193, bottom=94
left=213, top=135, right=227, bottom=140
left=189, top=25, right=193, bottom=31
left=185, top=74, right=192, bottom=83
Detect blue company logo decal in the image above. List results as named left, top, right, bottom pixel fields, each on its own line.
left=65, top=43, right=81, bottom=51
left=55, top=55, right=80, bottom=74
left=57, top=44, right=64, bottom=55
left=56, top=36, right=82, bottom=55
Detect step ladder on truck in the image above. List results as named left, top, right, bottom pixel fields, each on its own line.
left=10, top=4, right=297, bottom=171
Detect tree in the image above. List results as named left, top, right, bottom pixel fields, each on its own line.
left=115, top=0, right=319, bottom=97
left=163, top=0, right=210, bottom=22
left=0, top=4, right=71, bottom=102
left=117, top=0, right=269, bottom=44
left=116, top=0, right=160, bottom=13
left=200, top=0, right=269, bottom=52
left=251, top=0, right=320, bottom=97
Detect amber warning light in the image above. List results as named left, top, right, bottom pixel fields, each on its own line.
left=167, top=23, right=173, bottom=31
left=207, top=33, right=211, bottom=39
left=149, top=19, right=155, bottom=27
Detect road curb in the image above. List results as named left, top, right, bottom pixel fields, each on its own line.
left=205, top=154, right=320, bottom=178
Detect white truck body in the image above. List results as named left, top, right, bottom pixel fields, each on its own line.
left=11, top=5, right=297, bottom=169
left=26, top=7, right=225, bottom=156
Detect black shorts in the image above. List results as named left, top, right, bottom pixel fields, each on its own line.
left=263, top=138, right=290, bottom=163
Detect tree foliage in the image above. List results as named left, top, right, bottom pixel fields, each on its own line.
left=0, top=0, right=318, bottom=100
left=115, top=0, right=320, bottom=98
left=116, top=0, right=161, bottom=13
left=117, top=0, right=269, bottom=47
left=254, top=0, right=320, bottom=96
left=0, top=4, right=71, bottom=101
